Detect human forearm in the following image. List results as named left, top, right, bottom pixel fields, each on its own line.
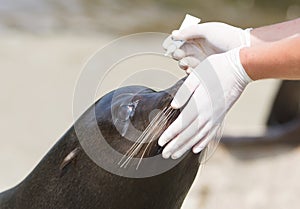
left=250, top=18, right=300, bottom=46
left=241, top=35, right=300, bottom=80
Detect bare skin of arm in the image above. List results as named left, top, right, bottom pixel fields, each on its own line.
left=250, top=18, right=300, bottom=45
left=240, top=18, right=300, bottom=80
left=240, top=35, right=300, bottom=80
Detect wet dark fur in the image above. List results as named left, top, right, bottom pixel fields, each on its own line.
left=0, top=79, right=201, bottom=209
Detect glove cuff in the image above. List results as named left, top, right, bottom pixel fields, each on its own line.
left=228, top=47, right=253, bottom=86
left=239, top=28, right=253, bottom=47
left=244, top=28, right=253, bottom=47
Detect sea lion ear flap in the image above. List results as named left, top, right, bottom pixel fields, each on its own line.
left=59, top=147, right=81, bottom=175
left=267, top=81, right=300, bottom=126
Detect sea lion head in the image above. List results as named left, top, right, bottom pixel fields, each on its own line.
left=90, top=79, right=185, bottom=169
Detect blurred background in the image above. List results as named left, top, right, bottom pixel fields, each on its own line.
left=0, top=0, right=299, bottom=208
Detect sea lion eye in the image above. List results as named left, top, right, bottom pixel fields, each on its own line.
left=118, top=101, right=138, bottom=122
left=111, top=95, right=140, bottom=137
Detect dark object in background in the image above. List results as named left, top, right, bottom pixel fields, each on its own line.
left=223, top=80, right=300, bottom=146
left=267, top=81, right=300, bottom=126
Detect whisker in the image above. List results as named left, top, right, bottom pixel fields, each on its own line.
left=118, top=105, right=177, bottom=169
left=118, top=107, right=167, bottom=167
left=130, top=107, right=176, bottom=169
left=136, top=109, right=175, bottom=169
left=121, top=107, right=170, bottom=168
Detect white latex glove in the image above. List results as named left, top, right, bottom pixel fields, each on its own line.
left=163, top=22, right=252, bottom=73
left=158, top=47, right=252, bottom=159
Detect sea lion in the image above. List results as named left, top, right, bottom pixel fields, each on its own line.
left=0, top=78, right=203, bottom=209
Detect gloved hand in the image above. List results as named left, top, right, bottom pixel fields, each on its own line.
left=163, top=22, right=252, bottom=73
left=158, top=47, right=252, bottom=159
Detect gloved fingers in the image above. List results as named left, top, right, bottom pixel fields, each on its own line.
left=161, top=117, right=207, bottom=159
left=159, top=85, right=211, bottom=148
left=177, top=42, right=208, bottom=71
left=162, top=34, right=173, bottom=50
left=158, top=94, right=200, bottom=147
left=172, top=41, right=206, bottom=61
left=178, top=59, right=189, bottom=71
left=170, top=72, right=200, bottom=109
left=192, top=125, right=219, bottom=154
left=172, top=48, right=186, bottom=61
left=193, top=39, right=218, bottom=57
left=170, top=121, right=213, bottom=159
left=172, top=24, right=207, bottom=41
left=184, top=40, right=207, bottom=57
left=164, top=86, right=213, bottom=159
left=179, top=56, right=200, bottom=70
left=186, top=68, right=193, bottom=74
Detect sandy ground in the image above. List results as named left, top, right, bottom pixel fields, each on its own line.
left=1, top=33, right=299, bottom=209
